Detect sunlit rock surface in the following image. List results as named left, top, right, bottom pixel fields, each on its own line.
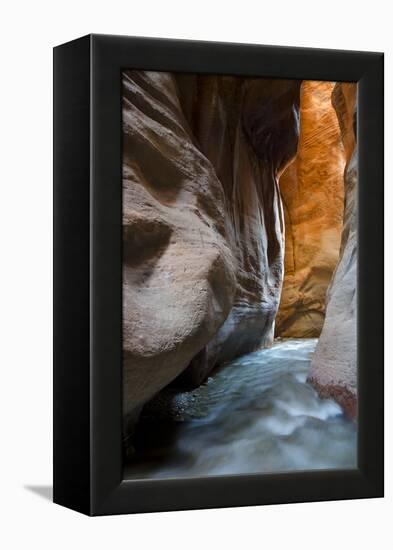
left=122, top=71, right=301, bottom=436
left=308, top=83, right=358, bottom=418
left=276, top=81, right=346, bottom=337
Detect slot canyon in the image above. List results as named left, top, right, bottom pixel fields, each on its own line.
left=122, top=71, right=357, bottom=476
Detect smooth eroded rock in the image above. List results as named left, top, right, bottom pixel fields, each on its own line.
left=307, top=82, right=358, bottom=418
left=176, top=76, right=301, bottom=375
left=122, top=71, right=301, bottom=435
left=276, top=81, right=346, bottom=337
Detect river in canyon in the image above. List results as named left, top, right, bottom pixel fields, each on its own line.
left=124, top=339, right=357, bottom=480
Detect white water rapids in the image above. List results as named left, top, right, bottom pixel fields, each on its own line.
left=124, top=339, right=357, bottom=479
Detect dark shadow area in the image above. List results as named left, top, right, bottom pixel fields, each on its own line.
left=124, top=415, right=188, bottom=479
left=24, top=485, right=52, bottom=501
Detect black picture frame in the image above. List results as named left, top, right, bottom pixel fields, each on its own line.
left=53, top=34, right=384, bottom=516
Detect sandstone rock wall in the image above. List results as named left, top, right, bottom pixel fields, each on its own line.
left=308, top=82, right=358, bottom=418
left=122, top=71, right=301, bottom=434
left=176, top=76, right=301, bottom=383
left=276, top=81, right=346, bottom=337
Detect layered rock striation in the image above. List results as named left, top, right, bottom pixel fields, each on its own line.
left=276, top=81, right=346, bottom=337
left=122, top=71, right=301, bottom=435
left=308, top=82, right=358, bottom=418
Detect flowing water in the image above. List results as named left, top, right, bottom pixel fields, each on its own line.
left=124, top=339, right=357, bottom=479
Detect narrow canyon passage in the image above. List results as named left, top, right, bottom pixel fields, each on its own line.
left=122, top=73, right=358, bottom=477
left=124, top=339, right=356, bottom=479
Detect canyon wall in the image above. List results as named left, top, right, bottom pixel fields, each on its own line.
left=122, top=71, right=301, bottom=436
left=276, top=81, right=346, bottom=337
left=308, top=82, right=358, bottom=418
left=176, top=75, right=301, bottom=385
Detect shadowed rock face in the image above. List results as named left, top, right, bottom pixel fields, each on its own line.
left=176, top=76, right=301, bottom=381
left=276, top=81, right=346, bottom=337
left=308, top=82, right=358, bottom=418
left=122, top=71, right=301, bottom=435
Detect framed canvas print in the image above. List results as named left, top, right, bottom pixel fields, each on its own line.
left=53, top=34, right=384, bottom=516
